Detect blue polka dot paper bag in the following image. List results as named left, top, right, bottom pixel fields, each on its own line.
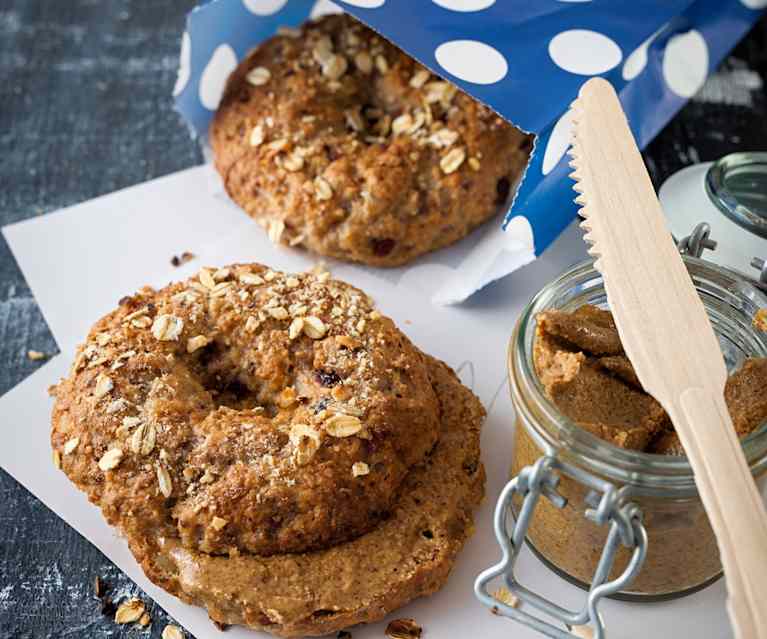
left=174, top=0, right=764, bottom=303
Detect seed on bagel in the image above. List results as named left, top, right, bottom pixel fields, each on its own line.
left=98, top=448, right=123, bottom=472
left=268, top=307, right=289, bottom=321
left=94, top=374, right=114, bottom=399
left=156, top=464, right=173, bottom=498
left=151, top=314, right=184, bottom=341
left=245, top=66, right=271, bottom=86
left=303, top=316, right=327, bottom=339
left=354, top=50, right=372, bottom=74
left=211, top=516, right=228, bottom=531
left=325, top=414, right=362, bottom=437
left=352, top=462, right=369, bottom=477
left=288, top=317, right=304, bottom=340
left=187, top=335, right=211, bottom=353
left=63, top=437, right=80, bottom=455
left=198, top=269, right=216, bottom=290
left=239, top=272, right=265, bottom=286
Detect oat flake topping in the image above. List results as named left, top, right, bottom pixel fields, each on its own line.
left=51, top=262, right=441, bottom=558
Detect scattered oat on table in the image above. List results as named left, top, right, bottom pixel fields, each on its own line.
left=568, top=624, right=595, bottom=639
left=492, top=586, right=519, bottom=610
left=93, top=575, right=103, bottom=598
left=114, top=598, right=145, bottom=624
left=162, top=624, right=185, bottom=639
left=385, top=618, right=422, bottom=639
left=27, top=349, right=47, bottom=361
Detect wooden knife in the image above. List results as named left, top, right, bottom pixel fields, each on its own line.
left=568, top=77, right=767, bottom=639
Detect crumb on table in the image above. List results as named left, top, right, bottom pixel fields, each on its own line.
left=171, top=251, right=196, bottom=267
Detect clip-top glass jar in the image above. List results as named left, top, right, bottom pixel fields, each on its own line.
left=475, top=255, right=767, bottom=638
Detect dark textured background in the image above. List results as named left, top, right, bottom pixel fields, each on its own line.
left=1, top=2, right=766, bottom=638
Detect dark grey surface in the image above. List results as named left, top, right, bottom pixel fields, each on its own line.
left=0, top=2, right=200, bottom=638
left=0, top=3, right=766, bottom=638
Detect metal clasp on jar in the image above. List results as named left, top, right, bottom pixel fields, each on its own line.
left=474, top=454, right=648, bottom=639
left=676, top=220, right=766, bottom=292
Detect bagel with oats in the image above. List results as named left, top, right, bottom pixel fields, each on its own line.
left=51, top=263, right=485, bottom=636
left=210, top=13, right=532, bottom=267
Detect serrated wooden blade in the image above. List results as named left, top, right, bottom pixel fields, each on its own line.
left=568, top=77, right=767, bottom=639
left=567, top=78, right=725, bottom=403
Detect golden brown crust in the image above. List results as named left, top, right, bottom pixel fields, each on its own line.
left=130, top=356, right=485, bottom=637
left=210, top=14, right=531, bottom=267
left=51, top=263, right=441, bottom=557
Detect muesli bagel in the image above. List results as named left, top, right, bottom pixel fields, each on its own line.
left=210, top=14, right=532, bottom=267
left=51, top=263, right=485, bottom=635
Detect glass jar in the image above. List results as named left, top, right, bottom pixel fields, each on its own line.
left=507, top=255, right=767, bottom=602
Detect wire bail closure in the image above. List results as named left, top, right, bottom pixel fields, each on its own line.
left=677, top=221, right=767, bottom=291
left=474, top=455, right=648, bottom=639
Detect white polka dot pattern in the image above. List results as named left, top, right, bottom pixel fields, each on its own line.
left=740, top=0, right=767, bottom=8
left=435, top=39, right=507, bottom=84
left=176, top=0, right=754, bottom=138
left=310, top=0, right=344, bottom=17
left=432, top=0, right=495, bottom=11
left=341, top=0, right=386, bottom=7
left=623, top=37, right=649, bottom=81
left=662, top=30, right=708, bottom=98
left=548, top=29, right=622, bottom=76
left=242, top=0, right=289, bottom=15
left=199, top=44, right=237, bottom=111
left=542, top=111, right=573, bottom=176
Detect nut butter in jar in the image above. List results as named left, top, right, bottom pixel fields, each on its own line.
left=508, top=256, right=767, bottom=600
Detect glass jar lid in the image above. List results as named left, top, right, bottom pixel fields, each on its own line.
left=659, top=154, right=767, bottom=288
left=705, top=152, right=767, bottom=240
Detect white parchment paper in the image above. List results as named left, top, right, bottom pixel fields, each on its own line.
left=1, top=166, right=732, bottom=638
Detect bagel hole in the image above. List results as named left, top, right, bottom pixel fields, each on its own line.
left=195, top=341, right=264, bottom=411
left=212, top=379, right=264, bottom=411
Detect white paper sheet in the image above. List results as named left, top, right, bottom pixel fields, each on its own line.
left=2, top=167, right=253, bottom=354
left=1, top=167, right=732, bottom=638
